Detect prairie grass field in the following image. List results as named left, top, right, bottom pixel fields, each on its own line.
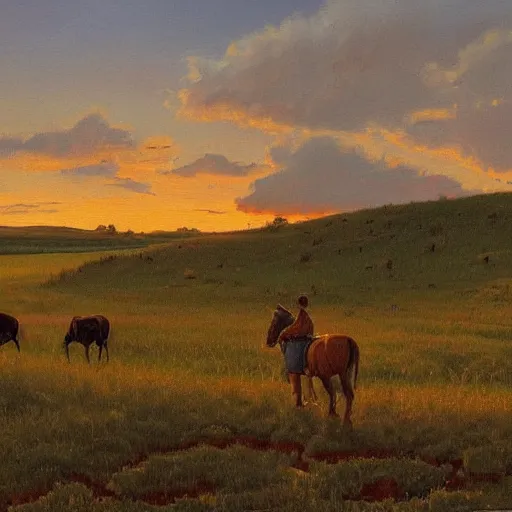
left=1, top=193, right=512, bottom=511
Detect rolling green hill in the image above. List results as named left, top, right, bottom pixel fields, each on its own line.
left=46, top=192, right=512, bottom=308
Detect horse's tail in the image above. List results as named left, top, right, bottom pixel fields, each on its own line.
left=347, top=337, right=359, bottom=390
left=14, top=319, right=22, bottom=352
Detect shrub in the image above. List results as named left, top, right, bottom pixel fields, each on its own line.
left=184, top=269, right=197, bottom=279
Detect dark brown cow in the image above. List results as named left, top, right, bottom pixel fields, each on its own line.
left=0, top=313, right=20, bottom=352
left=64, top=315, right=110, bottom=363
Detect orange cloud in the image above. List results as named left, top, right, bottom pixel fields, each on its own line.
left=423, top=28, right=512, bottom=87
left=0, top=118, right=181, bottom=203
left=406, top=107, right=458, bottom=125
left=361, top=127, right=512, bottom=190
left=176, top=89, right=295, bottom=135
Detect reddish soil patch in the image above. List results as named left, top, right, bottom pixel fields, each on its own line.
left=3, top=488, right=49, bottom=511
left=449, top=458, right=463, bottom=472
left=67, top=473, right=116, bottom=498
left=358, top=478, right=405, bottom=502
left=307, top=448, right=397, bottom=464
left=1, top=473, right=116, bottom=511
left=176, top=436, right=305, bottom=458
left=445, top=475, right=466, bottom=490
left=292, top=459, right=311, bottom=472
left=419, top=455, right=439, bottom=467
left=122, top=452, right=149, bottom=469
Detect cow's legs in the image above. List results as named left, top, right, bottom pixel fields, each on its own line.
left=14, top=338, right=20, bottom=352
left=104, top=343, right=109, bottom=362
left=98, top=344, right=103, bottom=362
left=85, top=344, right=90, bottom=364
left=64, top=342, right=71, bottom=362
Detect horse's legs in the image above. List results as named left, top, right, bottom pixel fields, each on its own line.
left=306, top=376, right=317, bottom=402
left=320, top=377, right=337, bottom=416
left=98, top=344, right=103, bottom=362
left=85, top=344, right=90, bottom=364
left=339, top=373, right=355, bottom=427
left=289, top=373, right=303, bottom=408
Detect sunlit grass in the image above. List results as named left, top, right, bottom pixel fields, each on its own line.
left=1, top=353, right=510, bottom=501
left=1, top=193, right=512, bottom=510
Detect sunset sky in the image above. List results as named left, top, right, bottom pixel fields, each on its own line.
left=2, top=0, right=512, bottom=232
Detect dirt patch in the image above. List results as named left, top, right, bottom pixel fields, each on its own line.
left=307, top=448, right=397, bottom=464
left=3, top=487, right=48, bottom=510
left=177, top=436, right=304, bottom=457
left=358, top=477, right=405, bottom=502
left=67, top=473, right=117, bottom=498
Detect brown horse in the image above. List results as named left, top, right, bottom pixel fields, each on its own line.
left=266, top=305, right=359, bottom=425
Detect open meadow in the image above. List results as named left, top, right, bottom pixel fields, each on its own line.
left=1, top=193, right=512, bottom=511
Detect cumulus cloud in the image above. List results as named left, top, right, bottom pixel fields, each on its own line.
left=409, top=34, right=512, bottom=171
left=0, top=114, right=133, bottom=158
left=178, top=0, right=512, bottom=174
left=0, top=137, right=24, bottom=157
left=60, top=161, right=155, bottom=195
left=236, top=137, right=473, bottom=215
left=107, top=177, right=155, bottom=195
left=163, top=153, right=258, bottom=177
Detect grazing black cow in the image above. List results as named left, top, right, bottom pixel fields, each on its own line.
left=64, top=315, right=110, bottom=363
left=0, top=313, right=20, bottom=352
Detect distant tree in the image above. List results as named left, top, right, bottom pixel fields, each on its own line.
left=95, top=224, right=107, bottom=232
left=177, top=226, right=200, bottom=233
left=273, top=216, right=289, bottom=227
left=107, top=224, right=117, bottom=234
left=266, top=216, right=289, bottom=230
left=124, top=229, right=134, bottom=236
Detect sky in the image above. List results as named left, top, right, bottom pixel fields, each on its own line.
left=1, top=0, right=512, bottom=232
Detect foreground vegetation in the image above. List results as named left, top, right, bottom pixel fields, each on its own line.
left=1, top=193, right=512, bottom=510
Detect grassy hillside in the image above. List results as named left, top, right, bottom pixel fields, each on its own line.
left=44, top=192, right=512, bottom=303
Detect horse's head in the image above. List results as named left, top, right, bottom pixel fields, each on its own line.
left=266, top=305, right=295, bottom=347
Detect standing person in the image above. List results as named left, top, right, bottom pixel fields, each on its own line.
left=277, top=295, right=314, bottom=344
